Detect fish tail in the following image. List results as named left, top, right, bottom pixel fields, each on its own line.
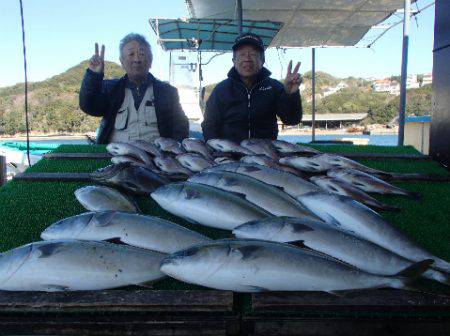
left=423, top=269, right=450, bottom=286
left=396, top=259, right=434, bottom=278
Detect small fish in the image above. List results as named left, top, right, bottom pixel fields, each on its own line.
left=214, top=157, right=237, bottom=165
left=279, top=154, right=332, bottom=173
left=207, top=139, right=255, bottom=155
left=182, top=138, right=213, bottom=160
left=240, top=154, right=302, bottom=176
left=75, top=185, right=140, bottom=213
left=206, top=162, right=319, bottom=198
left=160, top=239, right=431, bottom=292
left=130, top=140, right=162, bottom=157
left=0, top=240, right=166, bottom=291
left=90, top=163, right=169, bottom=196
left=241, top=138, right=279, bottom=160
left=153, top=155, right=193, bottom=177
left=41, top=211, right=211, bottom=253
left=272, top=140, right=320, bottom=155
left=328, top=168, right=420, bottom=199
left=106, top=142, right=153, bottom=167
left=310, top=175, right=400, bottom=211
left=154, top=137, right=186, bottom=155
left=314, top=153, right=390, bottom=176
left=176, top=153, right=212, bottom=172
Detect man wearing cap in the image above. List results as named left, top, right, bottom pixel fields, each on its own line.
left=201, top=32, right=302, bottom=142
left=79, top=33, right=189, bottom=144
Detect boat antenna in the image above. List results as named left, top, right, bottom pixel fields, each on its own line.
left=19, top=0, right=31, bottom=166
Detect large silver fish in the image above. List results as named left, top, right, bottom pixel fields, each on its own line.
left=0, top=240, right=165, bottom=291
left=160, top=239, right=430, bottom=292
left=206, top=162, right=319, bottom=198
left=91, top=163, right=169, bottom=196
left=206, top=139, right=255, bottom=155
left=181, top=138, right=213, bottom=160
left=154, top=137, right=185, bottom=155
left=240, top=138, right=279, bottom=160
left=176, top=153, right=212, bottom=172
left=75, top=185, right=140, bottom=213
left=130, top=140, right=162, bottom=157
left=189, top=171, right=317, bottom=219
left=328, top=168, right=420, bottom=199
left=271, top=140, right=321, bottom=155
left=233, top=217, right=448, bottom=285
left=297, top=192, right=450, bottom=273
left=153, top=155, right=193, bottom=177
left=151, top=182, right=271, bottom=230
left=41, top=211, right=211, bottom=254
left=310, top=175, right=400, bottom=211
left=106, top=142, right=153, bottom=167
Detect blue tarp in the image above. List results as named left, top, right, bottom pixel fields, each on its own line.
left=149, top=18, right=282, bottom=51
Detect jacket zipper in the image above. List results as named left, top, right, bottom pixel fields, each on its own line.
left=238, top=78, right=268, bottom=139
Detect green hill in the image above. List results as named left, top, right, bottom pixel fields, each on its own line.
left=0, top=61, right=124, bottom=135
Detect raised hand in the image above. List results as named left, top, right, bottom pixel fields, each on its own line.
left=89, top=43, right=105, bottom=74
left=284, top=60, right=302, bottom=94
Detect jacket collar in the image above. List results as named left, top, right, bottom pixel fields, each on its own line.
left=227, top=66, right=271, bottom=84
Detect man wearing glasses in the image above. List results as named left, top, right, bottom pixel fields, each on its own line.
left=201, top=32, right=303, bottom=143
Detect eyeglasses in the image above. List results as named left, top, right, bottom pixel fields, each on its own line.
left=234, top=51, right=260, bottom=60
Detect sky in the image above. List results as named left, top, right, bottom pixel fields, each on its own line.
left=0, top=0, right=436, bottom=88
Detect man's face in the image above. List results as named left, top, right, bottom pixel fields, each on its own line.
left=120, top=40, right=152, bottom=80
left=233, top=44, right=263, bottom=79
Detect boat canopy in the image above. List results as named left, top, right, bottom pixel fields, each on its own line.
left=185, top=0, right=417, bottom=48
left=149, top=18, right=282, bottom=51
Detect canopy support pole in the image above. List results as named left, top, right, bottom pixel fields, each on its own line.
left=169, top=51, right=172, bottom=84
left=398, top=0, right=411, bottom=146
left=235, top=0, right=243, bottom=34
left=312, top=48, right=316, bottom=142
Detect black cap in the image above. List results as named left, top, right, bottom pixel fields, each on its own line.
left=232, top=32, right=264, bottom=52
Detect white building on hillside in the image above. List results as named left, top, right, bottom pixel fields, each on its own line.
left=323, top=81, right=348, bottom=97
left=422, top=73, right=432, bottom=86
left=406, top=74, right=420, bottom=89
left=372, top=79, right=400, bottom=95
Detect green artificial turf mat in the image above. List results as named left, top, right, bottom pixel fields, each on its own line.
left=308, top=144, right=420, bottom=155
left=27, top=159, right=111, bottom=173
left=51, top=144, right=107, bottom=153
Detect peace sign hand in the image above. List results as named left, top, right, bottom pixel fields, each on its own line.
left=89, top=43, right=105, bottom=74
left=284, top=60, right=302, bottom=94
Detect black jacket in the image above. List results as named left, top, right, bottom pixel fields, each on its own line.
left=201, top=67, right=302, bottom=142
left=79, top=69, right=189, bottom=144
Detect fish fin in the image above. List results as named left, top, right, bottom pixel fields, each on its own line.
left=92, top=211, right=117, bottom=227
left=396, top=259, right=434, bottom=278
left=289, top=240, right=306, bottom=248
left=44, top=284, right=70, bottom=292
left=137, top=280, right=157, bottom=289
left=229, top=191, right=248, bottom=199
left=37, top=242, right=65, bottom=258
left=184, top=189, right=200, bottom=200
left=224, top=177, right=240, bottom=187
left=240, top=285, right=269, bottom=292
left=235, top=245, right=265, bottom=260
left=104, top=237, right=125, bottom=245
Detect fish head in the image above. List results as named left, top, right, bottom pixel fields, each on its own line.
left=0, top=243, right=33, bottom=283
left=40, top=212, right=111, bottom=240
left=233, top=218, right=284, bottom=239
left=106, top=143, right=127, bottom=156
left=151, top=183, right=186, bottom=206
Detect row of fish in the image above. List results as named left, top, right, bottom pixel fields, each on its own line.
left=1, top=206, right=446, bottom=292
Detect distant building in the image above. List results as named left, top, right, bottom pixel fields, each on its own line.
left=406, top=74, right=420, bottom=89
left=323, top=81, right=348, bottom=97
left=422, top=73, right=432, bottom=86
left=372, top=79, right=400, bottom=95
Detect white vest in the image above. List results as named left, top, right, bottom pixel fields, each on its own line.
left=109, top=85, right=160, bottom=143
